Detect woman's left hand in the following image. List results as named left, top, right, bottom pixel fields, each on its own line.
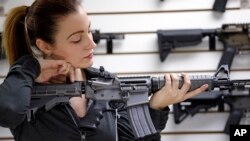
left=149, top=73, right=208, bottom=110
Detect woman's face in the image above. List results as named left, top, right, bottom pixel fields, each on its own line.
left=48, top=6, right=96, bottom=68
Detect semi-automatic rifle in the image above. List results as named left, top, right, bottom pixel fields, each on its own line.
left=30, top=65, right=250, bottom=138
left=157, top=23, right=250, bottom=69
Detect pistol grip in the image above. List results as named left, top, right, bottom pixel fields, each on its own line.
left=218, top=46, right=236, bottom=69
left=79, top=101, right=105, bottom=130
left=224, top=109, right=242, bottom=134
left=127, top=104, right=157, bottom=139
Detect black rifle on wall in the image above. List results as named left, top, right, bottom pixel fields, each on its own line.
left=92, top=30, right=125, bottom=54
left=160, top=0, right=228, bottom=12
left=173, top=65, right=250, bottom=134
left=157, top=23, right=250, bottom=70
left=29, top=65, right=250, bottom=138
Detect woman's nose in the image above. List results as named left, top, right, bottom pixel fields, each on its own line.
left=88, top=34, right=96, bottom=49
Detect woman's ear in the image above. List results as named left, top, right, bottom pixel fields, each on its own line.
left=36, top=39, right=53, bottom=57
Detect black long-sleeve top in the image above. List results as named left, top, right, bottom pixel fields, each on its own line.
left=0, top=55, right=170, bottom=141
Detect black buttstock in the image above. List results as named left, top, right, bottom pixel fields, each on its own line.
left=31, top=82, right=83, bottom=109
left=173, top=91, right=223, bottom=124
left=213, top=0, right=228, bottom=12
left=29, top=82, right=83, bottom=121
left=157, top=29, right=204, bottom=62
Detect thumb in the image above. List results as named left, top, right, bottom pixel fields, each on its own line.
left=74, top=69, right=84, bottom=81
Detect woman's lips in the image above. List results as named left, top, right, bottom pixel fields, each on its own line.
left=84, top=53, right=93, bottom=59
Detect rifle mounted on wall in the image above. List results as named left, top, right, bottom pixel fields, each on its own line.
left=92, top=30, right=125, bottom=54
left=157, top=23, right=250, bottom=70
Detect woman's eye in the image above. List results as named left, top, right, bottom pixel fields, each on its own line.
left=71, top=36, right=81, bottom=43
left=72, top=39, right=81, bottom=43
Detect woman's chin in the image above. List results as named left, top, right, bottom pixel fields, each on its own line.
left=78, top=60, right=93, bottom=68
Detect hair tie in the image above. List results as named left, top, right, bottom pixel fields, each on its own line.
left=25, top=6, right=30, bottom=15
left=24, top=6, right=32, bottom=47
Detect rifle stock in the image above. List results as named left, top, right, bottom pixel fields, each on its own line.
left=173, top=91, right=223, bottom=124
left=157, top=29, right=216, bottom=62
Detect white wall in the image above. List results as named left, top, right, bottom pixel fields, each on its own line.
left=1, top=0, right=250, bottom=140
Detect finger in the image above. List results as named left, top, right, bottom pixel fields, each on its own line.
left=184, top=84, right=208, bottom=100
left=70, top=96, right=88, bottom=118
left=58, top=63, right=66, bottom=73
left=53, top=75, right=67, bottom=83
left=42, top=60, right=67, bottom=71
left=49, top=79, right=64, bottom=84
left=69, top=67, right=75, bottom=83
left=170, top=73, right=179, bottom=90
left=164, top=74, right=171, bottom=89
left=180, top=73, right=191, bottom=93
left=58, top=62, right=70, bottom=74
left=74, top=69, right=83, bottom=81
left=51, top=60, right=68, bottom=69
left=48, top=75, right=66, bottom=84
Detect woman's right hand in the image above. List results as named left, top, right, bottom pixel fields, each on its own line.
left=35, top=59, right=88, bottom=118
left=35, top=59, right=75, bottom=83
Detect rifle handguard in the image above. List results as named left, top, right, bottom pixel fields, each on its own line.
left=179, top=75, right=214, bottom=91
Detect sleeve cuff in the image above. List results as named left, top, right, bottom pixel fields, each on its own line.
left=149, top=106, right=170, bottom=131
left=9, top=55, right=41, bottom=79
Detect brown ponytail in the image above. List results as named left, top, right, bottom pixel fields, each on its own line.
left=3, top=6, right=33, bottom=65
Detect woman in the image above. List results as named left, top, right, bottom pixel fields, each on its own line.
left=0, top=0, right=208, bottom=141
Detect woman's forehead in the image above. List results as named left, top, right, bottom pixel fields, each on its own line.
left=56, top=11, right=89, bottom=35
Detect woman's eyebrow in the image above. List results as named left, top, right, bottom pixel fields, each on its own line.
left=67, top=22, right=91, bottom=40
left=67, top=30, right=84, bottom=39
